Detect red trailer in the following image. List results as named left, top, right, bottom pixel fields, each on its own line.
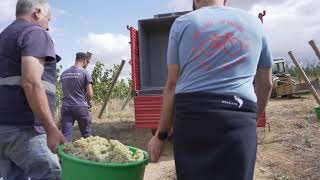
left=128, top=11, right=267, bottom=132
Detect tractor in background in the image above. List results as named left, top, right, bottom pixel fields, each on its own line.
left=271, top=58, right=319, bottom=98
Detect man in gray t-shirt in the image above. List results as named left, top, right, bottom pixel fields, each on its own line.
left=60, top=52, right=94, bottom=142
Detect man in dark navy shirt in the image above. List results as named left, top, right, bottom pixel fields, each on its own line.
left=60, top=52, right=94, bottom=142
left=0, top=0, right=65, bottom=179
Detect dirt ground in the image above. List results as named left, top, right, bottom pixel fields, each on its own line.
left=71, top=95, right=320, bottom=180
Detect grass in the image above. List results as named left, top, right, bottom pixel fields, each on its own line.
left=90, top=99, right=135, bottom=122
left=255, top=95, right=320, bottom=180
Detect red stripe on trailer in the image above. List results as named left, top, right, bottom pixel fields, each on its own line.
left=134, top=96, right=162, bottom=128
left=257, top=112, right=267, bottom=128
left=129, top=27, right=141, bottom=91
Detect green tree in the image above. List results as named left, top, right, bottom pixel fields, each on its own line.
left=92, top=62, right=130, bottom=103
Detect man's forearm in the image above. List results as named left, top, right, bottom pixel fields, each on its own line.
left=255, top=83, right=272, bottom=118
left=22, top=81, right=58, bottom=131
left=86, top=84, right=93, bottom=102
left=158, top=85, right=175, bottom=132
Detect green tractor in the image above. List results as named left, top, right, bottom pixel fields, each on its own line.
left=272, top=58, right=288, bottom=75
left=271, top=58, right=318, bottom=98
left=271, top=58, right=297, bottom=98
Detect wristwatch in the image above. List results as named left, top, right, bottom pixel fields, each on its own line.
left=157, top=131, right=168, bottom=141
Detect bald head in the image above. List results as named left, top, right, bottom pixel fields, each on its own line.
left=193, top=0, right=227, bottom=10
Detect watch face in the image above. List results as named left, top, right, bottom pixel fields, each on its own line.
left=158, top=131, right=168, bottom=140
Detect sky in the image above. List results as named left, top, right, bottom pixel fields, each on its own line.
left=0, top=0, right=319, bottom=77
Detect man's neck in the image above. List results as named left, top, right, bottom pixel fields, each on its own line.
left=74, top=63, right=84, bottom=68
left=201, top=0, right=225, bottom=8
left=16, top=15, right=33, bottom=24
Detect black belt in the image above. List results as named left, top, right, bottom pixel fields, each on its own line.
left=175, top=92, right=257, bottom=113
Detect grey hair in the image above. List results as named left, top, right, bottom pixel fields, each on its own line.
left=16, top=0, right=50, bottom=17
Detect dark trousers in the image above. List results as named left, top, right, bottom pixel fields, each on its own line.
left=173, top=92, right=257, bottom=180
left=60, top=106, right=92, bottom=142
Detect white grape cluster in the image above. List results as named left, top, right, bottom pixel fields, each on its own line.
left=64, top=136, right=144, bottom=163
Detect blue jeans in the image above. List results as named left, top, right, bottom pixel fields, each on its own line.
left=0, top=126, right=61, bottom=180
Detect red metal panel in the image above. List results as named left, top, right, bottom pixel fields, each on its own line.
left=134, top=95, right=267, bottom=128
left=257, top=113, right=266, bottom=128
left=129, top=27, right=141, bottom=91
left=134, top=96, right=162, bottom=128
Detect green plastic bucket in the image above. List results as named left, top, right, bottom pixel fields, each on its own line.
left=315, top=106, right=320, bottom=120
left=58, top=145, right=149, bottom=180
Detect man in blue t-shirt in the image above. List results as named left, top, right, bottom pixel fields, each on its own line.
left=60, top=52, right=94, bottom=142
left=0, top=0, right=65, bottom=179
left=148, top=0, right=273, bottom=179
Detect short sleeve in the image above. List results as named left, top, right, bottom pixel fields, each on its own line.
left=167, top=21, right=180, bottom=65
left=20, top=28, right=56, bottom=61
left=85, top=70, right=93, bottom=85
left=258, top=32, right=273, bottom=68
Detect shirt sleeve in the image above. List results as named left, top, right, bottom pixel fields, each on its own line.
left=85, top=70, right=93, bottom=85
left=167, top=21, right=180, bottom=65
left=257, top=32, right=273, bottom=68
left=20, top=28, right=56, bottom=61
